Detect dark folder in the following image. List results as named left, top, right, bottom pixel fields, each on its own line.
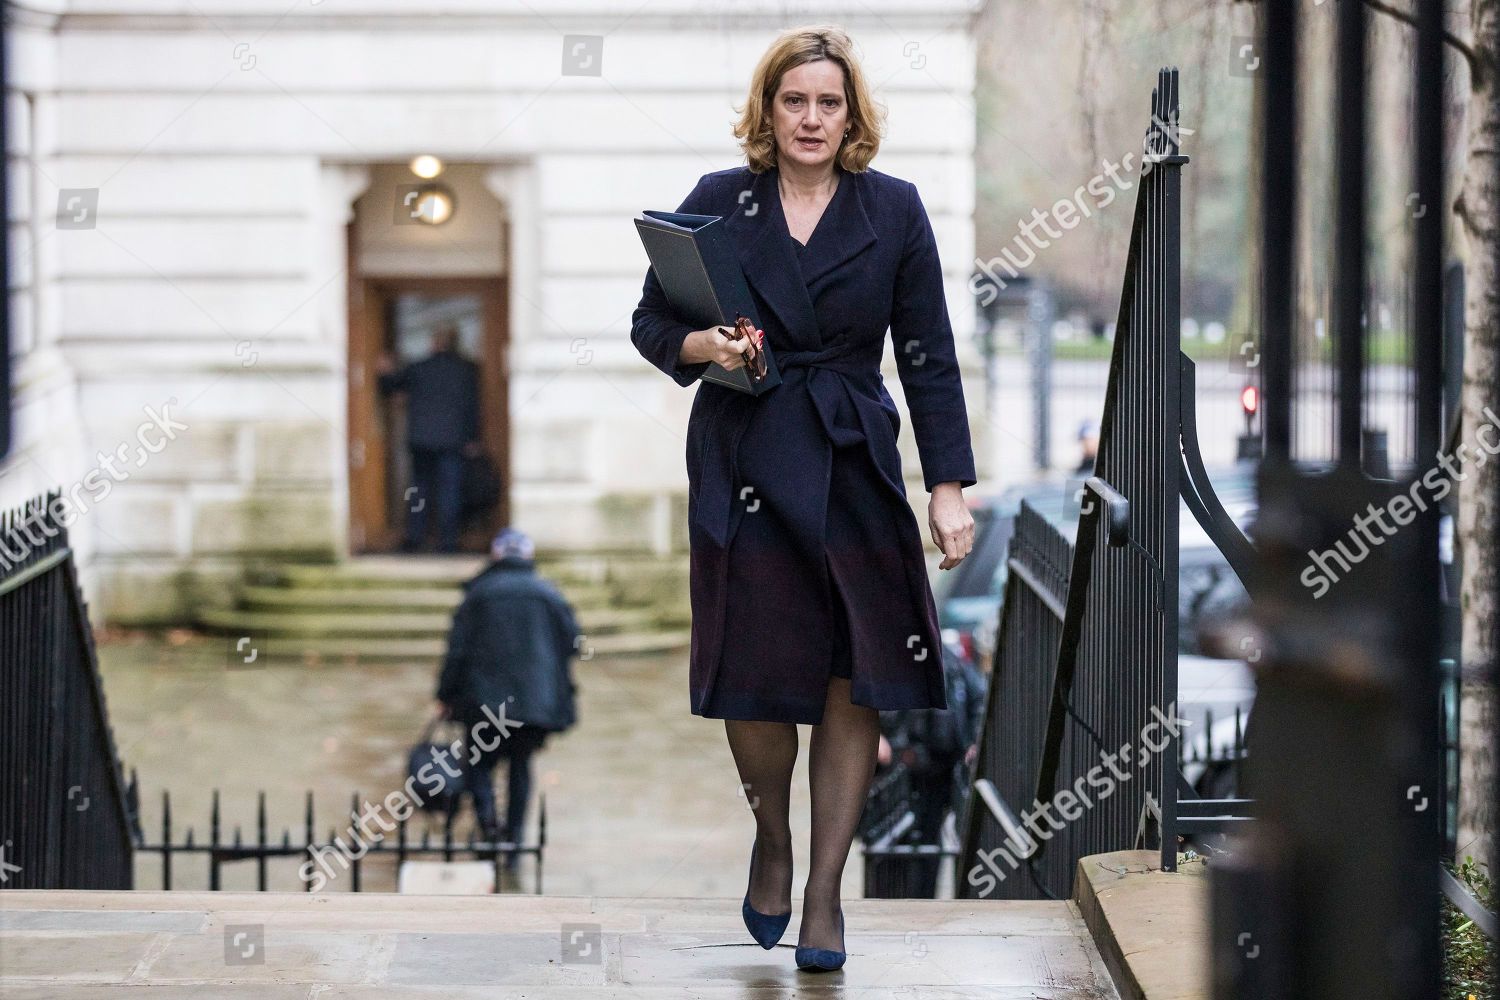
left=634, top=210, right=782, bottom=395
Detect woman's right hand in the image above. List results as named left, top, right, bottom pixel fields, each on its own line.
left=680, top=325, right=763, bottom=371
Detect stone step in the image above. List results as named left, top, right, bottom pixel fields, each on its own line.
left=198, top=605, right=665, bottom=640
left=237, top=581, right=621, bottom=614
left=240, top=585, right=463, bottom=612
left=223, top=630, right=690, bottom=664
left=265, top=553, right=687, bottom=591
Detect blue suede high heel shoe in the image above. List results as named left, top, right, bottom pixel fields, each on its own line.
left=795, top=906, right=846, bottom=971
left=741, top=841, right=792, bottom=949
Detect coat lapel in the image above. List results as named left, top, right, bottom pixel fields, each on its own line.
left=725, top=164, right=877, bottom=351
left=796, top=166, right=877, bottom=288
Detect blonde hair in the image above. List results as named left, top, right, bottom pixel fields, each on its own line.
left=732, top=24, right=887, bottom=173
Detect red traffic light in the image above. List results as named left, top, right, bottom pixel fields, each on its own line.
left=1240, top=385, right=1260, bottom=415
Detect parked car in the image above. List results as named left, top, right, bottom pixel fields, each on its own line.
left=932, top=469, right=1259, bottom=803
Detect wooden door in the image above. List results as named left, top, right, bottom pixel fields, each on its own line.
left=347, top=258, right=510, bottom=553
left=347, top=229, right=390, bottom=554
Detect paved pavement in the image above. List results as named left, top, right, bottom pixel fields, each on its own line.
left=0, top=889, right=1120, bottom=997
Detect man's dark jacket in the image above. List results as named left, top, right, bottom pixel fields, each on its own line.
left=437, top=555, right=580, bottom=732
left=378, top=349, right=480, bottom=451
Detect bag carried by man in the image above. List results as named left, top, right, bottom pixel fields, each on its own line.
left=406, top=713, right=468, bottom=815
left=460, top=452, right=502, bottom=528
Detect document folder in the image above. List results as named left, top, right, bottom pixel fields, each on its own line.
left=634, top=210, right=782, bottom=395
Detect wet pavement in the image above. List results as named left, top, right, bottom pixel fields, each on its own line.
left=0, top=890, right=1119, bottom=997
left=99, top=633, right=866, bottom=903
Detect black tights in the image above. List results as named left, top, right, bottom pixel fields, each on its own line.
left=724, top=675, right=880, bottom=952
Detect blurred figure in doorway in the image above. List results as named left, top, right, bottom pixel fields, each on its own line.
left=377, top=325, right=481, bottom=553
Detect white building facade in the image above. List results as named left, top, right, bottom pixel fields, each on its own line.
left=2, top=0, right=984, bottom=622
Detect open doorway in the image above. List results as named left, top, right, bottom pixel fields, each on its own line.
left=348, top=272, right=510, bottom=554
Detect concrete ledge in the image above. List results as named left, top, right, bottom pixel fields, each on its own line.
left=1073, top=850, right=1209, bottom=1000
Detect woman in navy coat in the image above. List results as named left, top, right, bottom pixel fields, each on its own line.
left=629, top=25, right=975, bottom=970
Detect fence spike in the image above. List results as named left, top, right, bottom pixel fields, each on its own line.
left=161, top=789, right=173, bottom=890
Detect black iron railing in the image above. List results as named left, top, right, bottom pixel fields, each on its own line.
left=956, top=68, right=1259, bottom=901
left=0, top=492, right=137, bottom=889
left=129, top=780, right=547, bottom=894
left=1208, top=0, right=1451, bottom=993
left=955, top=503, right=1071, bottom=899
left=0, top=494, right=545, bottom=895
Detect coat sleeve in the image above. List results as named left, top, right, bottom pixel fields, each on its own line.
left=630, top=173, right=716, bottom=387
left=377, top=366, right=408, bottom=395
left=889, top=181, right=978, bottom=492
left=551, top=594, right=581, bottom=720
left=437, top=597, right=473, bottom=705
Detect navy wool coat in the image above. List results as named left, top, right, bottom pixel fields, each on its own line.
left=630, top=163, right=977, bottom=725
left=437, top=555, right=581, bottom=732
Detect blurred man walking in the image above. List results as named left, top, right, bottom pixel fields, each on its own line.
left=435, top=528, right=580, bottom=864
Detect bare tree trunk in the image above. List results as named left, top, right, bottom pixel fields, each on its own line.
left=1456, top=0, right=1498, bottom=866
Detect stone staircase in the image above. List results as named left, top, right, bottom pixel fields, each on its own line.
left=196, top=553, right=691, bottom=664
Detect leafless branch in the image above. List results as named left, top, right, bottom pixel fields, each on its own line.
left=1360, top=0, right=1482, bottom=80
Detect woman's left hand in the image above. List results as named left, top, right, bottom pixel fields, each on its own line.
left=928, top=482, right=974, bottom=570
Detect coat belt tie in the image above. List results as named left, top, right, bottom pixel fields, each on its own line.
left=694, top=339, right=880, bottom=549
